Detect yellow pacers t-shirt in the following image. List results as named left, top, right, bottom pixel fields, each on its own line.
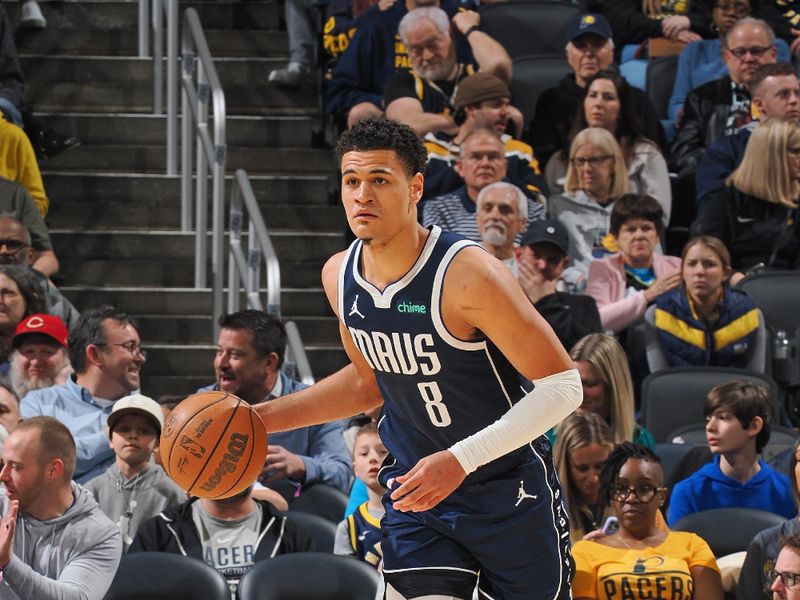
left=572, top=531, right=719, bottom=600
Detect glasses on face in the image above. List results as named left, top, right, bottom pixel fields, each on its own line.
left=610, top=483, right=665, bottom=502
left=98, top=341, right=147, bottom=359
left=714, top=1, right=750, bottom=15
left=726, top=45, right=772, bottom=59
left=0, top=239, right=28, bottom=254
left=571, top=155, right=612, bottom=168
left=771, top=570, right=800, bottom=588
left=463, top=151, right=504, bottom=163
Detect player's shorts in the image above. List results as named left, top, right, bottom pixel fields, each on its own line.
left=378, top=439, right=572, bottom=600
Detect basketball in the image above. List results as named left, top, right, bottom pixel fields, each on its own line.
left=160, top=391, right=268, bottom=499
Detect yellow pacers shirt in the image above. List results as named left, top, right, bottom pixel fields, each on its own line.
left=572, top=532, right=719, bottom=600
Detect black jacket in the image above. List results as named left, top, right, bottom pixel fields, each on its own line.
left=602, top=0, right=714, bottom=47
left=670, top=76, right=739, bottom=176
left=534, top=292, right=603, bottom=352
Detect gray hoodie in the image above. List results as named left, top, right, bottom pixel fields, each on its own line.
left=0, top=482, right=121, bottom=600
left=84, top=463, right=186, bottom=550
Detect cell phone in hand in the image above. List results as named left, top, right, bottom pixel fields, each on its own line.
left=602, top=516, right=619, bottom=535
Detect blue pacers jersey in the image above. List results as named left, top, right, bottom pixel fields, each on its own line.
left=338, top=226, right=529, bottom=476
left=345, top=502, right=383, bottom=569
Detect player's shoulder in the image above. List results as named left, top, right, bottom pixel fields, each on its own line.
left=322, top=249, right=351, bottom=306
left=446, top=244, right=516, bottom=291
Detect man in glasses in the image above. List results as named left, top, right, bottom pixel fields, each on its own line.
left=771, top=534, right=800, bottom=599
left=20, top=306, right=147, bottom=483
left=0, top=184, right=58, bottom=277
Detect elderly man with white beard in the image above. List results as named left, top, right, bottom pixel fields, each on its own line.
left=9, top=314, right=72, bottom=399
left=476, top=182, right=528, bottom=275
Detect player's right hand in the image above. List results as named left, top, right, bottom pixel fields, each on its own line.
left=390, top=450, right=466, bottom=512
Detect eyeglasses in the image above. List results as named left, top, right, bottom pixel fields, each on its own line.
left=726, top=45, right=773, bottom=59
left=610, top=483, right=665, bottom=502
left=97, top=341, right=147, bottom=359
left=0, top=239, right=28, bottom=254
left=571, top=155, right=612, bottom=168
left=714, top=2, right=750, bottom=15
left=463, top=151, right=505, bottom=163
left=771, top=570, right=800, bottom=588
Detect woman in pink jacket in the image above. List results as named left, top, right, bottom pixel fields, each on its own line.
left=586, top=194, right=681, bottom=333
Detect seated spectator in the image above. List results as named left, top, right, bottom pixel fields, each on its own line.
left=570, top=333, right=654, bottom=448
left=553, top=411, right=614, bottom=543
left=696, top=63, right=800, bottom=218
left=759, top=0, right=800, bottom=55
left=129, top=486, right=314, bottom=597
left=647, top=236, right=763, bottom=370
left=516, top=220, right=603, bottom=351
left=737, top=436, right=800, bottom=599
left=424, top=72, right=547, bottom=199
left=668, top=380, right=795, bottom=525
left=548, top=127, right=630, bottom=290
left=9, top=313, right=72, bottom=400
left=694, top=118, right=800, bottom=272
left=0, top=115, right=49, bottom=218
left=384, top=6, right=511, bottom=137
left=0, top=264, right=46, bottom=370
left=530, top=13, right=664, bottom=166
left=334, top=422, right=386, bottom=570
left=587, top=194, right=681, bottom=334
left=85, top=394, right=186, bottom=551
left=422, top=129, right=545, bottom=241
left=670, top=17, right=779, bottom=179
left=476, top=181, right=528, bottom=272
left=0, top=376, right=19, bottom=448
left=572, top=442, right=724, bottom=600
left=0, top=216, right=80, bottom=330
left=546, top=71, right=671, bottom=222
left=0, top=178, right=58, bottom=276
left=0, top=416, right=122, bottom=600
left=769, top=533, right=800, bottom=599
left=21, top=306, right=147, bottom=483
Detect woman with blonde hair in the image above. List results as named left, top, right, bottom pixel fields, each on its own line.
left=569, top=333, right=653, bottom=447
left=554, top=411, right=615, bottom=543
left=549, top=128, right=630, bottom=291
left=695, top=118, right=800, bottom=275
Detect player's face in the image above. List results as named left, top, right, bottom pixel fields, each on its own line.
left=615, top=218, right=659, bottom=267
left=0, top=388, right=19, bottom=438
left=465, top=98, right=511, bottom=135
left=110, top=414, right=158, bottom=468
left=611, top=458, right=666, bottom=534
left=455, top=134, right=507, bottom=194
left=569, top=442, right=611, bottom=504
left=574, top=359, right=611, bottom=420
left=96, top=319, right=145, bottom=394
left=0, top=428, right=48, bottom=510
left=214, top=327, right=273, bottom=403
left=353, top=431, right=388, bottom=494
left=681, top=242, right=729, bottom=305
left=705, top=408, right=754, bottom=455
left=754, top=75, right=800, bottom=121
left=341, top=150, right=423, bottom=246
left=404, top=18, right=456, bottom=81
left=771, top=547, right=800, bottom=599
left=567, top=34, right=613, bottom=87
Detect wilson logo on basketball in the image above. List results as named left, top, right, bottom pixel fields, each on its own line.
left=199, top=432, right=249, bottom=492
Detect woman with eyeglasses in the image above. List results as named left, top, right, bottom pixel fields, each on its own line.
left=693, top=118, right=800, bottom=278
left=0, top=264, right=45, bottom=371
left=572, top=441, right=724, bottom=600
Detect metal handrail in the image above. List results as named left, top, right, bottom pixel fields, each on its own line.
left=180, top=8, right=227, bottom=341
left=228, top=169, right=314, bottom=384
left=152, top=0, right=179, bottom=175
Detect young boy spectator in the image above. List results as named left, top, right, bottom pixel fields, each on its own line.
left=334, top=423, right=387, bottom=569
left=84, top=394, right=186, bottom=550
left=668, top=381, right=795, bottom=526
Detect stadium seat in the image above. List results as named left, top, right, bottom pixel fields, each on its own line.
left=103, top=552, right=230, bottom=600
left=640, top=367, right=780, bottom=443
left=667, top=424, right=796, bottom=462
left=645, top=55, right=679, bottom=121
left=671, top=508, right=786, bottom=558
left=510, top=54, right=572, bottom=135
left=478, top=1, right=581, bottom=59
left=736, top=271, right=800, bottom=335
left=237, top=552, right=381, bottom=600
left=285, top=510, right=338, bottom=553
left=653, top=442, right=696, bottom=487
left=289, top=483, right=349, bottom=523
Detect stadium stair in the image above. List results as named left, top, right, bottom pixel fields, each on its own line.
left=11, top=0, right=348, bottom=395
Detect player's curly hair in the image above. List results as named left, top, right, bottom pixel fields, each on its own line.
left=598, top=441, right=663, bottom=507
left=336, top=118, right=428, bottom=177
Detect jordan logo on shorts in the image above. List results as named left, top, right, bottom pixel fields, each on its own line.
left=349, top=294, right=365, bottom=319
left=515, top=480, right=538, bottom=506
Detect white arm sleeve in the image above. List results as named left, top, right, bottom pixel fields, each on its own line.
left=448, top=368, right=582, bottom=475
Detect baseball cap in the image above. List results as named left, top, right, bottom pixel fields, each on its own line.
left=520, top=219, right=570, bottom=255
left=453, top=72, right=511, bottom=112
left=13, top=314, right=68, bottom=348
left=107, top=394, right=164, bottom=437
left=566, top=13, right=613, bottom=43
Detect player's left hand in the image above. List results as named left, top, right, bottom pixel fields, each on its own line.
left=0, top=500, right=18, bottom=568
left=261, top=445, right=307, bottom=483
left=390, top=450, right=466, bottom=512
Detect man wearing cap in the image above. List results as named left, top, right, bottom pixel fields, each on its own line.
left=84, top=394, right=185, bottom=550
left=424, top=71, right=548, bottom=200
left=9, top=313, right=72, bottom=400
left=517, top=219, right=602, bottom=350
left=384, top=6, right=512, bottom=137
left=20, top=306, right=146, bottom=483
left=422, top=128, right=545, bottom=242
left=529, top=12, right=663, bottom=166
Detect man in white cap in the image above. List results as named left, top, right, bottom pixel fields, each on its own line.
left=8, top=313, right=72, bottom=400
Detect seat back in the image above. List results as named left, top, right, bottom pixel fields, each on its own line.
left=510, top=54, right=572, bottom=135
left=645, top=55, right=679, bottom=121
left=103, top=552, right=230, bottom=600
left=640, top=367, right=780, bottom=442
left=285, top=511, right=338, bottom=553
left=671, top=508, right=786, bottom=557
left=289, top=483, right=349, bottom=523
left=737, top=271, right=800, bottom=335
left=478, top=1, right=581, bottom=59
left=238, top=552, right=381, bottom=600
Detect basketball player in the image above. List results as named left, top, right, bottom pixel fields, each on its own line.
left=255, top=118, right=582, bottom=600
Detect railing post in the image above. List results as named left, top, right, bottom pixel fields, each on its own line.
left=138, top=0, right=149, bottom=57
left=180, top=49, right=194, bottom=233
left=152, top=0, right=163, bottom=114
left=166, top=0, right=179, bottom=175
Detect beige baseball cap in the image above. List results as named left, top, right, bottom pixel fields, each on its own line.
left=107, top=394, right=164, bottom=437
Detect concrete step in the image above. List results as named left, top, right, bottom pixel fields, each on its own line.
left=141, top=375, right=210, bottom=397
left=37, top=113, right=314, bottom=148
left=42, top=144, right=334, bottom=174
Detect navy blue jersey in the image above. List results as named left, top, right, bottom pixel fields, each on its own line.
left=345, top=502, right=383, bottom=569
left=338, top=226, right=528, bottom=475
